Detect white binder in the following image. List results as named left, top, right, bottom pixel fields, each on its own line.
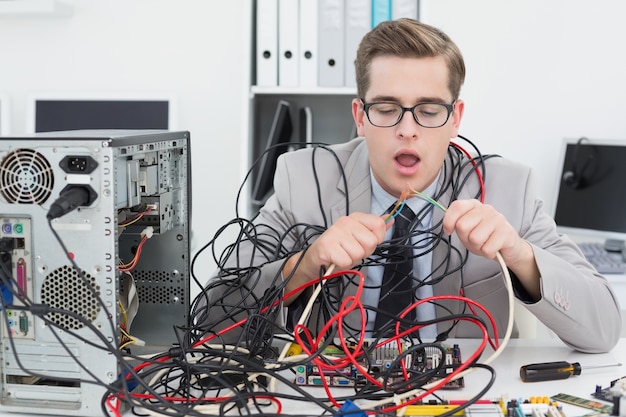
left=298, top=0, right=318, bottom=87
left=344, top=0, right=370, bottom=88
left=256, top=0, right=278, bottom=86
left=392, top=0, right=419, bottom=20
left=318, top=0, right=344, bottom=87
left=278, top=0, right=299, bottom=87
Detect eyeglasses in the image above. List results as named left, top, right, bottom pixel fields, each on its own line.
left=361, top=100, right=455, bottom=128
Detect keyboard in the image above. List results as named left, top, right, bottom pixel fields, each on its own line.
left=578, top=242, right=626, bottom=274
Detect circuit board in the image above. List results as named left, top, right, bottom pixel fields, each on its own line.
left=551, top=393, right=613, bottom=414
left=591, top=375, right=626, bottom=402
left=293, top=340, right=464, bottom=389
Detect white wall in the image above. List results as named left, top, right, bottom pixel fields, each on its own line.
left=422, top=0, right=626, bottom=210
left=1, top=0, right=626, bottom=287
left=0, top=0, right=251, bottom=285
left=421, top=0, right=626, bottom=337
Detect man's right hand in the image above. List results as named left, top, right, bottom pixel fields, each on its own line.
left=282, top=212, right=389, bottom=305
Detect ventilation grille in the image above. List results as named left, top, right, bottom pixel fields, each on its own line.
left=134, top=270, right=185, bottom=305
left=41, top=265, right=101, bottom=330
left=0, top=148, right=54, bottom=204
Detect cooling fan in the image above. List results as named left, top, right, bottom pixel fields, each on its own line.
left=0, top=148, right=54, bottom=205
left=40, top=265, right=101, bottom=331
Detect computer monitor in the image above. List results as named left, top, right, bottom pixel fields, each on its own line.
left=251, top=100, right=293, bottom=208
left=26, top=94, right=175, bottom=133
left=552, top=137, right=626, bottom=246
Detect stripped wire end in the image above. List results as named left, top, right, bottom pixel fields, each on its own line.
left=384, top=190, right=414, bottom=223
left=384, top=189, right=446, bottom=223
left=409, top=187, right=448, bottom=212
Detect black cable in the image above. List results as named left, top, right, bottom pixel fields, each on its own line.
left=190, top=138, right=495, bottom=339
left=110, top=137, right=502, bottom=415
left=436, top=363, right=497, bottom=417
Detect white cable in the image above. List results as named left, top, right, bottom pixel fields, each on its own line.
left=271, top=264, right=336, bottom=392
left=274, top=232, right=515, bottom=410
left=362, top=251, right=514, bottom=411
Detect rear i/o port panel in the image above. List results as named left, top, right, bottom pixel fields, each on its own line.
left=0, top=217, right=34, bottom=340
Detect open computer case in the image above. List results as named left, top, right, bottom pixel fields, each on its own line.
left=0, top=130, right=190, bottom=416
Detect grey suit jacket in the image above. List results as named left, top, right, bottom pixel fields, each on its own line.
left=204, top=138, right=621, bottom=353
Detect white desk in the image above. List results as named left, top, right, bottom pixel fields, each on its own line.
left=0, top=338, right=623, bottom=416
left=275, top=338, right=626, bottom=416
left=446, top=338, right=623, bottom=402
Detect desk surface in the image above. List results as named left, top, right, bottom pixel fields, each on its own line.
left=0, top=338, right=623, bottom=416
left=276, top=337, right=626, bottom=416
left=455, top=337, right=623, bottom=400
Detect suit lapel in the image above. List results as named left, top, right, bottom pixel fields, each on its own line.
left=331, top=140, right=372, bottom=221
left=327, top=140, right=373, bottom=333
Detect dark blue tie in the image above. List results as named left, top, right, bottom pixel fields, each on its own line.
left=374, top=203, right=416, bottom=335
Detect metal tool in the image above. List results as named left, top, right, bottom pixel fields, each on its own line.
left=520, top=361, right=622, bottom=382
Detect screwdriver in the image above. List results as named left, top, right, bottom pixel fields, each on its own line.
left=520, top=361, right=622, bottom=382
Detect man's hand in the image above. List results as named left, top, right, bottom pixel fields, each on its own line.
left=282, top=212, right=388, bottom=305
left=442, top=199, right=541, bottom=300
left=443, top=200, right=520, bottom=260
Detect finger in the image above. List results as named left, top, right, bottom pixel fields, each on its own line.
left=347, top=212, right=388, bottom=243
left=313, top=215, right=385, bottom=270
left=455, top=207, right=491, bottom=243
left=355, top=211, right=388, bottom=231
left=343, top=215, right=388, bottom=262
left=447, top=203, right=513, bottom=258
left=442, top=199, right=477, bottom=235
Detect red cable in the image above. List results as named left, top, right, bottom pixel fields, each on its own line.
left=122, top=268, right=499, bottom=415
left=396, top=295, right=500, bottom=346
left=377, top=316, right=490, bottom=415
left=451, top=141, right=486, bottom=203
left=459, top=288, right=500, bottom=350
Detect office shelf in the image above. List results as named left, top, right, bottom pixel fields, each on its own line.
left=0, top=0, right=73, bottom=17
left=250, top=86, right=357, bottom=97
left=246, top=1, right=358, bottom=215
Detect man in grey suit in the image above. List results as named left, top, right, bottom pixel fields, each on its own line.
left=199, top=19, right=621, bottom=353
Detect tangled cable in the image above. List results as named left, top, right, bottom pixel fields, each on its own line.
left=98, top=137, right=513, bottom=416
left=0, top=136, right=515, bottom=416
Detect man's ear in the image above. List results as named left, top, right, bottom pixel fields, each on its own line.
left=451, top=99, right=465, bottom=137
left=351, top=99, right=366, bottom=137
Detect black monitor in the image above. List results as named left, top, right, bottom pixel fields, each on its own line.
left=29, top=97, right=173, bottom=133
left=251, top=100, right=293, bottom=208
left=553, top=137, right=626, bottom=246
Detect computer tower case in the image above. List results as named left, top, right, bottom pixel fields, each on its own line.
left=0, top=130, right=190, bottom=415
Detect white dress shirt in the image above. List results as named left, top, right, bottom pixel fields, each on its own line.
left=364, top=171, right=438, bottom=339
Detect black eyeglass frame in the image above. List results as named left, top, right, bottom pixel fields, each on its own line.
left=360, top=99, right=456, bottom=128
